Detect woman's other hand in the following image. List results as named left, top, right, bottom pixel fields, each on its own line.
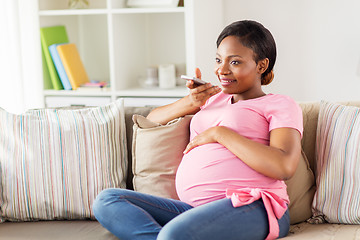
left=183, top=126, right=220, bottom=154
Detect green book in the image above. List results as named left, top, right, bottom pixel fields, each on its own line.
left=40, top=26, right=69, bottom=90
left=41, top=45, right=52, bottom=89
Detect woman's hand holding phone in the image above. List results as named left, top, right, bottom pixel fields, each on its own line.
left=186, top=68, right=221, bottom=108
left=146, top=68, right=221, bottom=124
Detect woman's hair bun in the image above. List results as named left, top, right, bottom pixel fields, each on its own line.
left=261, top=70, right=274, bottom=85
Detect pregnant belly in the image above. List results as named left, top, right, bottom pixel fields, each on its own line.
left=175, top=143, right=277, bottom=207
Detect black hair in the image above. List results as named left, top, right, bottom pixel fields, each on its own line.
left=216, top=20, right=276, bottom=85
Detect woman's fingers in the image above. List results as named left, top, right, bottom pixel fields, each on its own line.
left=186, top=67, right=221, bottom=107
left=210, top=85, right=222, bottom=96
left=195, top=67, right=202, bottom=79
left=184, top=138, right=200, bottom=154
left=183, top=142, right=194, bottom=154
left=183, top=127, right=219, bottom=154
left=191, top=84, right=221, bottom=97
left=191, top=83, right=212, bottom=93
left=188, top=84, right=221, bottom=106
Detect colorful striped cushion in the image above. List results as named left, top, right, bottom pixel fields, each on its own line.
left=0, top=100, right=127, bottom=221
left=312, top=101, right=360, bottom=223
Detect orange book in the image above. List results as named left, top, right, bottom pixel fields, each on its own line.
left=56, top=43, right=89, bottom=89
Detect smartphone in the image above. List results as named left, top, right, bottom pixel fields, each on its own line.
left=181, top=75, right=207, bottom=85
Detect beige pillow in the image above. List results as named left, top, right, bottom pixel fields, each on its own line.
left=285, top=150, right=316, bottom=224
left=132, top=115, right=192, bottom=199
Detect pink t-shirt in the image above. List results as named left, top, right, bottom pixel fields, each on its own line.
left=175, top=92, right=303, bottom=207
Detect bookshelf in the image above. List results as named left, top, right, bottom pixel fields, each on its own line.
left=38, top=0, right=194, bottom=107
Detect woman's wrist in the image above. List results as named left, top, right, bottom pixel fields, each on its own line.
left=213, top=126, right=230, bottom=143
left=184, top=95, right=202, bottom=111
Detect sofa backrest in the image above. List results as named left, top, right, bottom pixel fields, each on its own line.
left=298, top=102, right=320, bottom=174
left=124, top=106, right=154, bottom=189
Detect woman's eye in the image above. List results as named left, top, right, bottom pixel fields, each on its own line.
left=215, top=58, right=221, bottom=63
left=231, top=60, right=240, bottom=65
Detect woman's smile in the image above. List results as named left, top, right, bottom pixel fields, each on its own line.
left=220, top=78, right=237, bottom=86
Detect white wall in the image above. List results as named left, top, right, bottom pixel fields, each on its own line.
left=195, top=0, right=360, bottom=102
left=185, top=0, right=224, bottom=82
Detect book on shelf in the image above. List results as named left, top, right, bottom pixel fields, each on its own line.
left=41, top=47, right=52, bottom=89
left=49, top=43, right=72, bottom=90
left=76, top=81, right=109, bottom=91
left=40, top=25, right=69, bottom=90
left=56, top=43, right=90, bottom=90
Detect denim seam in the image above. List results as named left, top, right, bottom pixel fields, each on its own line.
left=127, top=199, right=162, bottom=230
left=118, top=195, right=188, bottom=215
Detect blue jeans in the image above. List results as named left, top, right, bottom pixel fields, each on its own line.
left=93, top=188, right=290, bottom=240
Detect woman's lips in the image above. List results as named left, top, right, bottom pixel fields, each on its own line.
left=220, top=78, right=236, bottom=86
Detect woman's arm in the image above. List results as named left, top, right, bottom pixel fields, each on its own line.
left=184, top=126, right=302, bottom=180
left=146, top=94, right=200, bottom=125
left=147, top=69, right=221, bottom=124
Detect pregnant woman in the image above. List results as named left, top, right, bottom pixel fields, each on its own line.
left=93, top=20, right=303, bottom=240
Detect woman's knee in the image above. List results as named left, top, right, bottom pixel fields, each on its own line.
left=157, top=209, right=199, bottom=240
left=92, top=188, right=129, bottom=218
left=157, top=221, right=192, bottom=240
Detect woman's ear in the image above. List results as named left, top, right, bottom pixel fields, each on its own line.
left=257, top=58, right=269, bottom=74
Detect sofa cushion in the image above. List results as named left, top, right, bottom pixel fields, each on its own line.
left=287, top=222, right=360, bottom=239
left=285, top=150, right=316, bottom=224
left=132, top=115, right=192, bottom=199
left=0, top=100, right=127, bottom=221
left=298, top=102, right=320, bottom=172
left=0, top=220, right=118, bottom=240
left=312, top=101, right=360, bottom=223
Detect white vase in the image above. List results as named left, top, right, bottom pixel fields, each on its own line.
left=159, top=64, right=176, bottom=89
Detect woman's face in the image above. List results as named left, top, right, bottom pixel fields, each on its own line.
left=214, top=36, right=265, bottom=101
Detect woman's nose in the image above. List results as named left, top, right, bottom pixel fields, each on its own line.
left=217, top=63, right=230, bottom=75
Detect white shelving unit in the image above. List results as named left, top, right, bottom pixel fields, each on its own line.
left=38, top=0, right=194, bottom=107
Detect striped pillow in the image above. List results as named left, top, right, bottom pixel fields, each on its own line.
left=0, top=99, right=127, bottom=221
left=312, top=101, right=360, bottom=223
